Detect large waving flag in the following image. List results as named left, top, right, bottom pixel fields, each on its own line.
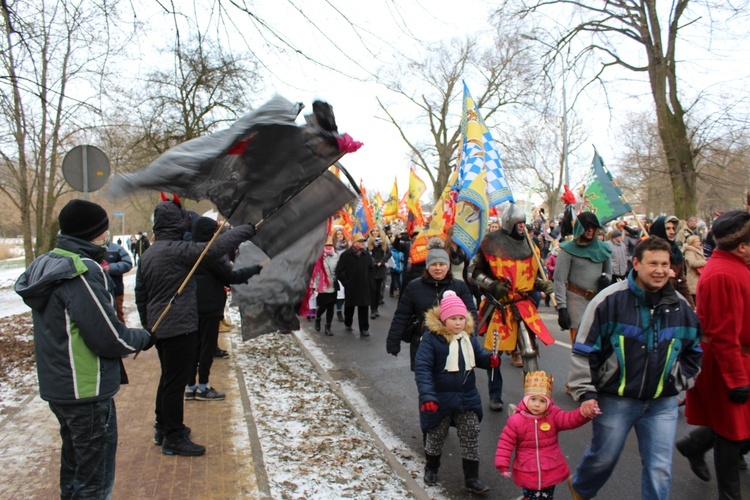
left=457, top=82, right=514, bottom=208
left=383, top=178, right=399, bottom=220
left=353, top=182, right=375, bottom=235
left=454, top=164, right=489, bottom=259
left=406, top=168, right=427, bottom=234
left=411, top=169, right=458, bottom=263
left=581, top=150, right=632, bottom=225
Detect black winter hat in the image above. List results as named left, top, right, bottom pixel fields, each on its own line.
left=58, top=199, right=109, bottom=241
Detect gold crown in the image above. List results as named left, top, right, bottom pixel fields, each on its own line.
left=524, top=371, right=554, bottom=398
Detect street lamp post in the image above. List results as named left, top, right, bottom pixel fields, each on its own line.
left=521, top=33, right=569, bottom=187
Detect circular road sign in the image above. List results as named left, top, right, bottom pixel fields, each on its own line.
left=62, top=145, right=111, bottom=192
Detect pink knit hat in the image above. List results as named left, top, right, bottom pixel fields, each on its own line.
left=440, top=291, right=468, bottom=322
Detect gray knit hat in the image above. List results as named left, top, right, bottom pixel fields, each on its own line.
left=425, top=238, right=450, bottom=267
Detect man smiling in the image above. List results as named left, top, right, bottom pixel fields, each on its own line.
left=566, top=237, right=702, bottom=500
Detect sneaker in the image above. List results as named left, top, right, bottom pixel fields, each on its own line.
left=489, top=398, right=504, bottom=412
left=345, top=325, right=353, bottom=332
left=214, top=349, right=229, bottom=359
left=185, top=388, right=197, bottom=400
left=154, top=425, right=191, bottom=446
left=195, top=386, right=226, bottom=401
left=162, top=433, right=206, bottom=456
left=360, top=330, right=370, bottom=337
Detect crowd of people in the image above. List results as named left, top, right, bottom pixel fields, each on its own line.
left=12, top=196, right=750, bottom=499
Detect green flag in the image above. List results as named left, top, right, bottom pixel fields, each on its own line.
left=582, top=150, right=632, bottom=224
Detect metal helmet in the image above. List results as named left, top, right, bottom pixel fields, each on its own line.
left=501, top=203, right=526, bottom=233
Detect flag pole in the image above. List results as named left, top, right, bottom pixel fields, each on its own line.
left=522, top=224, right=557, bottom=307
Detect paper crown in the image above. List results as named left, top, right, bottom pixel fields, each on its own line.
left=524, top=371, right=554, bottom=398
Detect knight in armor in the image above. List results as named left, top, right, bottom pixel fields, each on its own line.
left=468, top=203, right=556, bottom=412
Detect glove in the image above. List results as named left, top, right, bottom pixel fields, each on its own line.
left=597, top=274, right=610, bottom=291
left=245, top=223, right=257, bottom=237
left=143, top=330, right=157, bottom=351
left=490, top=354, right=500, bottom=368
left=557, top=307, right=572, bottom=330
left=420, top=401, right=438, bottom=413
left=729, top=386, right=750, bottom=404
left=537, top=279, right=554, bottom=296
left=242, top=265, right=263, bottom=282
left=490, top=280, right=510, bottom=299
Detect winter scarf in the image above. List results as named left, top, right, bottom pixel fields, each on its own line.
left=444, top=331, right=476, bottom=372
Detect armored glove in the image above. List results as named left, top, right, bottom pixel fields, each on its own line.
left=490, top=280, right=510, bottom=299
left=557, top=307, right=572, bottom=330
left=536, top=279, right=554, bottom=296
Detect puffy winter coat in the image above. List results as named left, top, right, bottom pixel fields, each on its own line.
left=386, top=274, right=476, bottom=369
left=104, top=241, right=133, bottom=297
left=192, top=216, right=261, bottom=317
left=494, top=399, right=589, bottom=490
left=135, top=201, right=255, bottom=338
left=15, top=234, right=151, bottom=404
left=682, top=244, right=706, bottom=296
left=414, top=307, right=491, bottom=430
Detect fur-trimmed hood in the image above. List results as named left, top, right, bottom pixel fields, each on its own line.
left=424, top=303, right=476, bottom=341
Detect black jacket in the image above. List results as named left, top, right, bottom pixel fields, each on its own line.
left=192, top=217, right=261, bottom=316
left=335, top=247, right=374, bottom=307
left=386, top=274, right=477, bottom=367
left=135, top=202, right=255, bottom=338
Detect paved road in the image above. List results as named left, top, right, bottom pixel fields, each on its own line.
left=304, top=292, right=750, bottom=499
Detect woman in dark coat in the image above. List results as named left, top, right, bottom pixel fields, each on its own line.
left=386, top=238, right=477, bottom=370
left=367, top=224, right=392, bottom=319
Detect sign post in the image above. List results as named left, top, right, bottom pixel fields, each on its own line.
left=113, top=211, right=125, bottom=242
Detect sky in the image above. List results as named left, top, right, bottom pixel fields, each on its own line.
left=128, top=0, right=750, bottom=203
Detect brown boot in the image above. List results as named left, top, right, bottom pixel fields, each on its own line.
left=510, top=351, right=523, bottom=367
left=567, top=476, right=590, bottom=500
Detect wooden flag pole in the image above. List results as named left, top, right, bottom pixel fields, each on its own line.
left=522, top=224, right=557, bottom=307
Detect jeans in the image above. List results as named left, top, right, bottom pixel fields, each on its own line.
left=49, top=399, right=117, bottom=500
left=572, top=394, right=678, bottom=499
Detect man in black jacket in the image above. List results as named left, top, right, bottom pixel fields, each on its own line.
left=135, top=197, right=256, bottom=456
left=335, top=232, right=374, bottom=336
left=186, top=216, right=261, bottom=401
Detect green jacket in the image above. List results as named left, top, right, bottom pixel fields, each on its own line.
left=15, top=234, right=150, bottom=405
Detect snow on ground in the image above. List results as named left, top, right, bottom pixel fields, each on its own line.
left=0, top=255, right=425, bottom=498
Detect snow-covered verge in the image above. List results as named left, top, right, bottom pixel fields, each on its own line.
left=233, top=330, right=415, bottom=499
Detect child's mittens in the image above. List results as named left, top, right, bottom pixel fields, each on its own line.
left=420, top=401, right=439, bottom=412
left=490, top=354, right=500, bottom=368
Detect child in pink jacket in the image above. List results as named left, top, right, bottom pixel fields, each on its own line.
left=495, top=371, right=596, bottom=499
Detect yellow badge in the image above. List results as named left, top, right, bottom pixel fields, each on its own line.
left=540, top=422, right=551, bottom=432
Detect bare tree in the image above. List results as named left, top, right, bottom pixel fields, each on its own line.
left=376, top=28, right=536, bottom=202
left=0, top=0, right=129, bottom=264
left=506, top=0, right=748, bottom=218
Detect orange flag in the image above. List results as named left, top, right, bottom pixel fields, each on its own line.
left=410, top=170, right=457, bottom=263
left=406, top=168, right=426, bottom=234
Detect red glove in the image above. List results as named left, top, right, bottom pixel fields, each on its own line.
left=420, top=401, right=438, bottom=412
left=101, top=261, right=110, bottom=272
left=490, top=354, right=500, bottom=368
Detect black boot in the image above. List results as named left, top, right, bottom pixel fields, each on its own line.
left=314, top=318, right=321, bottom=332
left=337, top=310, right=344, bottom=322
left=463, top=459, right=490, bottom=494
left=424, top=453, right=441, bottom=485
left=715, top=433, right=743, bottom=500
left=324, top=323, right=332, bottom=336
left=676, top=427, right=713, bottom=482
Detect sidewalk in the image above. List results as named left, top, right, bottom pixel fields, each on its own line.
left=0, top=323, right=266, bottom=499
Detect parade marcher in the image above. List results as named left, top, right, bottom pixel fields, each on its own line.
left=676, top=215, right=700, bottom=248
left=332, top=227, right=349, bottom=322
left=468, top=203, right=556, bottom=410
left=334, top=232, right=374, bottom=336
left=185, top=216, right=262, bottom=401
left=567, top=236, right=702, bottom=500
left=682, top=234, right=706, bottom=304
left=392, top=230, right=425, bottom=290
left=135, top=196, right=256, bottom=456
left=104, top=235, right=134, bottom=323
left=389, top=246, right=404, bottom=297
left=415, top=291, right=498, bottom=494
left=680, top=210, right=750, bottom=498
left=15, top=199, right=154, bottom=498
left=312, top=235, right=340, bottom=336
left=649, top=215, right=696, bottom=309
left=387, top=238, right=476, bottom=370
left=133, top=231, right=150, bottom=266
left=495, top=371, right=593, bottom=500
left=607, top=229, right=628, bottom=283
left=553, top=212, right=612, bottom=348
left=367, top=224, right=392, bottom=319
